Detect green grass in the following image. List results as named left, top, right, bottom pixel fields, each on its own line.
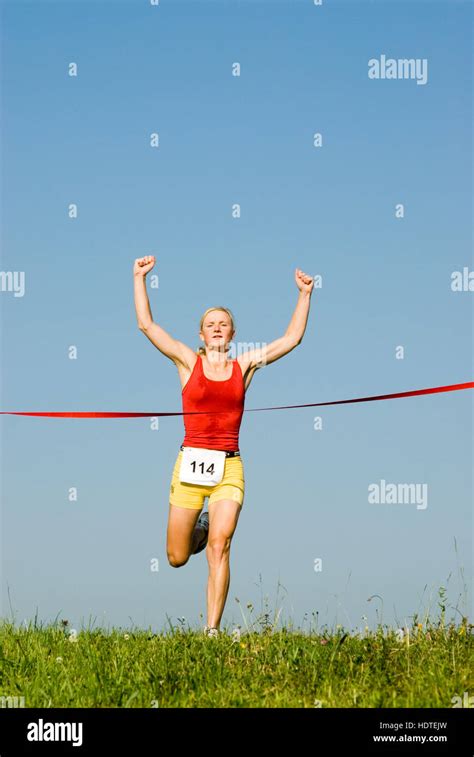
left=2, top=566, right=472, bottom=708
left=0, top=614, right=472, bottom=708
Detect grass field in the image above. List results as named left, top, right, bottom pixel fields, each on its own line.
left=0, top=599, right=472, bottom=708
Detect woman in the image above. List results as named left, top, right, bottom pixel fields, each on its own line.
left=133, top=256, right=314, bottom=637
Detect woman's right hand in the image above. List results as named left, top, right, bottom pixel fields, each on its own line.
left=133, top=255, right=156, bottom=277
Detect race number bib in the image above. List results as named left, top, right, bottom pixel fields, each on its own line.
left=179, top=447, right=226, bottom=486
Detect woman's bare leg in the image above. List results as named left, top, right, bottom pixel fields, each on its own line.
left=166, top=503, right=203, bottom=567
left=206, top=499, right=242, bottom=629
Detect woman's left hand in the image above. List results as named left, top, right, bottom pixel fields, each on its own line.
left=295, top=268, right=314, bottom=293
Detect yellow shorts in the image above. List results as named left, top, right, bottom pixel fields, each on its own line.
left=169, top=449, right=245, bottom=510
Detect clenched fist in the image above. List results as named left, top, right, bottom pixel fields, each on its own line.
left=295, top=268, right=314, bottom=294
left=133, top=255, right=156, bottom=277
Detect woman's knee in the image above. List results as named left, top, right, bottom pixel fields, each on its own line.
left=207, top=535, right=232, bottom=559
left=167, top=550, right=189, bottom=568
left=166, top=502, right=202, bottom=567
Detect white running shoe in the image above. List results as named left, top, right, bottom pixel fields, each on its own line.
left=203, top=625, right=219, bottom=638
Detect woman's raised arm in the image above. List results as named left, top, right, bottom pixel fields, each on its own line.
left=133, top=256, right=194, bottom=367
left=242, top=268, right=314, bottom=370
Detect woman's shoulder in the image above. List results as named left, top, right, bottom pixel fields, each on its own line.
left=236, top=352, right=253, bottom=372
left=178, top=351, right=200, bottom=393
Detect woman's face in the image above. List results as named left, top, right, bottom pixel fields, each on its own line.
left=200, top=310, right=234, bottom=351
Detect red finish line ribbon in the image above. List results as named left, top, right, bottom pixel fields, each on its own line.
left=0, top=381, right=472, bottom=418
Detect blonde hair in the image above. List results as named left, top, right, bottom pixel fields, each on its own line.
left=196, top=306, right=235, bottom=355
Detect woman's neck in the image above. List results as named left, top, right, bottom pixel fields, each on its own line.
left=204, top=350, right=229, bottom=367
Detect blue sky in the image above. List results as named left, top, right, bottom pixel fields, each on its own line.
left=1, top=0, right=472, bottom=633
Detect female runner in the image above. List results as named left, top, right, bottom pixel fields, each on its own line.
left=133, top=256, right=314, bottom=636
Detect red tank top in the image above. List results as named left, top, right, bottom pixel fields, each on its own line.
left=181, top=354, right=245, bottom=451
